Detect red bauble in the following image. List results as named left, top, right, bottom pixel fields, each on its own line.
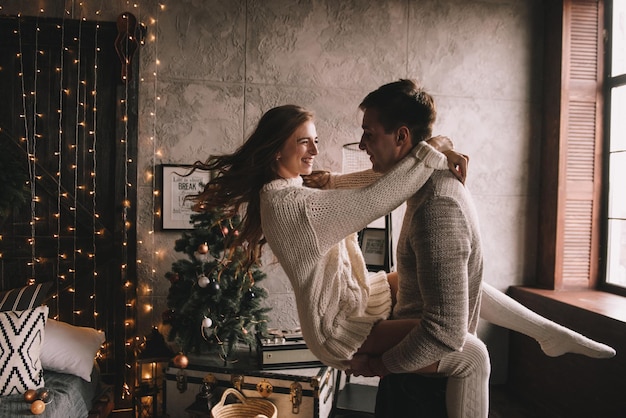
left=197, top=243, right=209, bottom=254
left=173, top=353, right=189, bottom=369
left=222, top=226, right=229, bottom=235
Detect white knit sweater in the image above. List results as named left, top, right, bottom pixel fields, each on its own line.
left=259, top=142, right=447, bottom=369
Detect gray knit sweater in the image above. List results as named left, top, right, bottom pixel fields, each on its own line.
left=382, top=169, right=484, bottom=373
left=259, top=142, right=448, bottom=369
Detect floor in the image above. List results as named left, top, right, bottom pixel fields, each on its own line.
left=333, top=385, right=540, bottom=418
left=110, top=384, right=540, bottom=418
left=489, top=385, right=541, bottom=418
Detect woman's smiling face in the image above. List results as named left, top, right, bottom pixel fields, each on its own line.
left=275, top=120, right=319, bottom=179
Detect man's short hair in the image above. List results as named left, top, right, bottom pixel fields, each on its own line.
left=359, top=79, right=436, bottom=145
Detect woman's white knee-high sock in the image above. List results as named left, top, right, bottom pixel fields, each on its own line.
left=480, top=282, right=615, bottom=358
left=437, top=334, right=490, bottom=418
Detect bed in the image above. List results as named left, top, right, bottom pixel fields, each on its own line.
left=0, top=367, right=113, bottom=417
left=0, top=283, right=113, bottom=417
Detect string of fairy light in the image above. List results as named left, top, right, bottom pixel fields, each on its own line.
left=71, top=12, right=82, bottom=316
left=16, top=13, right=37, bottom=279
left=145, top=3, right=163, bottom=329
left=10, top=0, right=135, bottom=381
left=54, top=12, right=66, bottom=320
left=6, top=0, right=168, bottom=402
left=91, top=15, right=100, bottom=330
left=13, top=6, right=96, bottom=322
left=121, top=9, right=133, bottom=400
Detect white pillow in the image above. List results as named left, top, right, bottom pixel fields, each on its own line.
left=0, top=305, right=48, bottom=395
left=40, top=319, right=105, bottom=382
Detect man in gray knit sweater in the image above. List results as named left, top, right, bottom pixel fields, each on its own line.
left=349, top=79, right=615, bottom=417
left=350, top=79, right=487, bottom=417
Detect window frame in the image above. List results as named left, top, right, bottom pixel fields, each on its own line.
left=600, top=0, right=626, bottom=296
left=538, top=0, right=626, bottom=297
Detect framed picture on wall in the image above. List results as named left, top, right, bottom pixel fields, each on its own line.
left=359, top=227, right=388, bottom=271
left=160, top=164, right=211, bottom=230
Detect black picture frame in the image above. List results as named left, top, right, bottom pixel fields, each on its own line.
left=359, top=213, right=393, bottom=272
left=160, top=164, right=210, bottom=230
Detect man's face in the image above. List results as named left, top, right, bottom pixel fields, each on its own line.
left=359, top=108, right=403, bottom=173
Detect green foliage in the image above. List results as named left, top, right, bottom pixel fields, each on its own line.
left=0, top=140, right=29, bottom=221
left=163, top=209, right=271, bottom=359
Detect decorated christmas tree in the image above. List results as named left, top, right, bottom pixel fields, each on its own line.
left=163, top=208, right=271, bottom=360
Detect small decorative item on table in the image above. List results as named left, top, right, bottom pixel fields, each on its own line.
left=134, top=328, right=175, bottom=418
left=184, top=374, right=221, bottom=418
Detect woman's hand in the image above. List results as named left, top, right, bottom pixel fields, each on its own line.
left=426, top=136, right=469, bottom=184
left=443, top=150, right=469, bottom=184
left=426, top=135, right=454, bottom=153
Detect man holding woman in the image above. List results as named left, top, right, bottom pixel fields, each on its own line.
left=191, top=103, right=490, bottom=417
left=190, top=81, right=614, bottom=418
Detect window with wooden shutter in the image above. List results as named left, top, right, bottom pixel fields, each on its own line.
left=537, top=0, right=604, bottom=290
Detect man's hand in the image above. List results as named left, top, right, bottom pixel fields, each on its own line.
left=443, top=149, right=469, bottom=184
left=348, top=354, right=390, bottom=378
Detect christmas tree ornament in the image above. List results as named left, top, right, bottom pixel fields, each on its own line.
left=30, top=400, right=45, bottom=415
left=37, top=388, right=51, bottom=403
left=207, top=278, right=220, bottom=294
left=173, top=353, right=189, bottom=369
left=222, top=226, right=229, bottom=235
left=197, top=242, right=209, bottom=254
left=197, top=275, right=210, bottom=288
left=245, top=288, right=256, bottom=302
left=24, top=389, right=37, bottom=403
left=202, top=316, right=213, bottom=328
left=201, top=322, right=213, bottom=341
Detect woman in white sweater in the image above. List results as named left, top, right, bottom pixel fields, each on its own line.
left=192, top=104, right=466, bottom=369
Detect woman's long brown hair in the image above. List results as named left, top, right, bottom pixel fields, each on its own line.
left=189, top=105, right=315, bottom=267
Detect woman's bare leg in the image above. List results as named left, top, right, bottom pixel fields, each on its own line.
left=352, top=318, right=438, bottom=375
left=357, top=318, right=420, bottom=355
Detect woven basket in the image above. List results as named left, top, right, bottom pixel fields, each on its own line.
left=211, top=388, right=278, bottom=418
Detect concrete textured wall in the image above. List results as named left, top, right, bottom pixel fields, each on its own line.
left=1, top=0, right=543, bottom=383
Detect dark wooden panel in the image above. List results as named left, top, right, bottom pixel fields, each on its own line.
left=506, top=286, right=626, bottom=418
